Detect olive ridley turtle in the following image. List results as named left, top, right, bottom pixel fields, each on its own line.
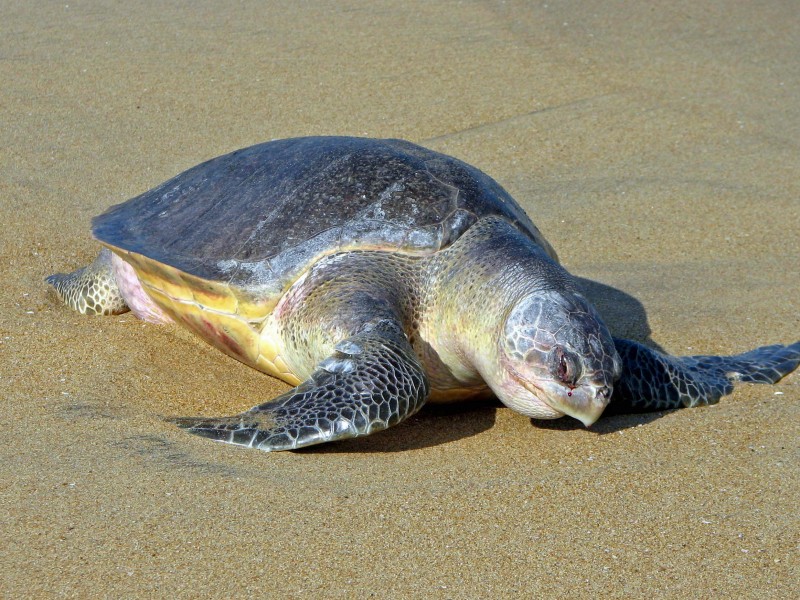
left=47, top=136, right=800, bottom=451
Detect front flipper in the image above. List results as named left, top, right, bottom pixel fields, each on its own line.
left=173, top=320, right=430, bottom=451
left=607, top=338, right=800, bottom=414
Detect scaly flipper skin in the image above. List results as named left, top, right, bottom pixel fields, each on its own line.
left=45, top=248, right=129, bottom=315
left=606, top=338, right=800, bottom=414
left=173, top=320, right=430, bottom=451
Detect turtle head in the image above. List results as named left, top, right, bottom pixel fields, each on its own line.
left=492, top=290, right=622, bottom=426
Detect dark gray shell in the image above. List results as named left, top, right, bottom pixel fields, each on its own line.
left=93, top=136, right=554, bottom=296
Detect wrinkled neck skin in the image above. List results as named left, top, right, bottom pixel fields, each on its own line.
left=423, top=217, right=579, bottom=410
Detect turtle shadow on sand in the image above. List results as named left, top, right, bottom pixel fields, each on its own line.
left=573, top=276, right=664, bottom=354
left=297, top=402, right=662, bottom=454
left=297, top=402, right=500, bottom=454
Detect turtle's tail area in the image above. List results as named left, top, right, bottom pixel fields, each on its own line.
left=606, top=338, right=800, bottom=415
left=46, top=248, right=129, bottom=316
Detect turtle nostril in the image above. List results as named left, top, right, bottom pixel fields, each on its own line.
left=596, top=386, right=611, bottom=401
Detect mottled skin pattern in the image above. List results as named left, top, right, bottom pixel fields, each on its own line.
left=46, top=249, right=127, bottom=316
left=47, top=136, right=800, bottom=451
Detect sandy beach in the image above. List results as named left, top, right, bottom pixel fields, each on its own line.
left=2, top=1, right=798, bottom=597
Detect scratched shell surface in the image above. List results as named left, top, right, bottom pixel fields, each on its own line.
left=92, top=136, right=552, bottom=300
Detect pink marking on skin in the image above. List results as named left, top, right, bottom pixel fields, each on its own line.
left=206, top=320, right=244, bottom=359
left=111, top=253, right=173, bottom=324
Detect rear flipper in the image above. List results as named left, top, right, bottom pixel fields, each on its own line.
left=173, top=320, right=430, bottom=451
left=46, top=248, right=129, bottom=315
left=606, top=338, right=800, bottom=414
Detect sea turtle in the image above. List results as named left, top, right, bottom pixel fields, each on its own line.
left=47, top=136, right=800, bottom=451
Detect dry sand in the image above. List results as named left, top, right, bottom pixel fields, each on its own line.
left=2, top=1, right=798, bottom=597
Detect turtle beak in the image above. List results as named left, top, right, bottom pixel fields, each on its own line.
left=547, top=384, right=611, bottom=427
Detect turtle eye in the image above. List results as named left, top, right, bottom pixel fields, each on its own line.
left=553, top=347, right=579, bottom=385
